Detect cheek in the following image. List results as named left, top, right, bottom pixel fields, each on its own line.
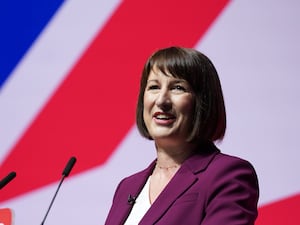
left=143, top=93, right=154, bottom=112
left=143, top=95, right=152, bottom=121
left=178, top=97, right=195, bottom=115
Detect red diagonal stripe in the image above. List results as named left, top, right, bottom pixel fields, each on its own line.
left=256, top=193, right=300, bottom=225
left=0, top=0, right=230, bottom=201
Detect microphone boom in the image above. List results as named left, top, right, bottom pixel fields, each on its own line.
left=40, top=156, right=77, bottom=225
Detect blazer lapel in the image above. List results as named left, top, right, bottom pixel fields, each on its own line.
left=139, top=165, right=198, bottom=224
left=139, top=144, right=219, bottom=224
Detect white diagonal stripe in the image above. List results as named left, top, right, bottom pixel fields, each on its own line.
left=0, top=0, right=121, bottom=164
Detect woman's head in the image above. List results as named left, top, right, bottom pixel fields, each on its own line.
left=136, top=46, right=226, bottom=143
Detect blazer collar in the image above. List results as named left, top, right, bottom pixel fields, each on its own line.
left=139, top=142, right=220, bottom=224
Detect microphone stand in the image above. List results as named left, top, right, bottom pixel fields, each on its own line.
left=40, top=174, right=66, bottom=225
left=40, top=156, right=76, bottom=225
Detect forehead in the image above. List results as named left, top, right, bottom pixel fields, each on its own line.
left=149, top=65, right=171, bottom=76
left=147, top=67, right=184, bottom=82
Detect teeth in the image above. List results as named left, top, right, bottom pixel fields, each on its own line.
left=156, top=114, right=172, bottom=120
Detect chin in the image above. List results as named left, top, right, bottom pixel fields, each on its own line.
left=151, top=132, right=180, bottom=141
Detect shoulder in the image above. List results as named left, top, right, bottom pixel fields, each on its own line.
left=211, top=152, right=258, bottom=179
left=187, top=143, right=257, bottom=179
left=201, top=151, right=259, bottom=204
left=198, top=150, right=258, bottom=186
left=196, top=151, right=259, bottom=223
left=188, top=146, right=259, bottom=198
left=196, top=142, right=257, bottom=176
left=215, top=151, right=255, bottom=167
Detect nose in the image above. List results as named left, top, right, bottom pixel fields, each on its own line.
left=156, top=88, right=171, bottom=110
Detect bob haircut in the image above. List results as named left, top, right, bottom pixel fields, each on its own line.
left=136, top=46, right=226, bottom=142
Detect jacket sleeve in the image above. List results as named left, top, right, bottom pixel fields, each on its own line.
left=202, top=157, right=259, bottom=225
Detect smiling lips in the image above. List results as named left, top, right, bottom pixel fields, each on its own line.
left=153, top=112, right=176, bottom=125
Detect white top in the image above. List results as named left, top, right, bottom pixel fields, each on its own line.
left=124, top=176, right=151, bottom=225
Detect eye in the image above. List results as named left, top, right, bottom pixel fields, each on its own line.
left=147, top=85, right=160, bottom=90
left=172, top=85, right=187, bottom=92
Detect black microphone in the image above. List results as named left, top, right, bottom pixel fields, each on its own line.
left=62, top=157, right=77, bottom=177
left=0, top=171, right=16, bottom=190
left=40, top=156, right=77, bottom=225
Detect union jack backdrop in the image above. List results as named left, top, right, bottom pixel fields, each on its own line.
left=0, top=1, right=299, bottom=224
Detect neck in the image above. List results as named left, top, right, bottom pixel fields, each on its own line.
left=154, top=141, right=196, bottom=169
left=155, top=163, right=179, bottom=170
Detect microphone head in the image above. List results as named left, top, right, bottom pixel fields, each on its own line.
left=62, top=157, right=77, bottom=177
left=0, top=171, right=16, bottom=189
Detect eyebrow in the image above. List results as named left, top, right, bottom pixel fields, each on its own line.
left=147, top=78, right=187, bottom=83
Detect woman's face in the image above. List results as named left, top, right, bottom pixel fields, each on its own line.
left=143, top=67, right=195, bottom=143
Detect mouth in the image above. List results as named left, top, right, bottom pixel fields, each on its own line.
left=153, top=112, right=176, bottom=120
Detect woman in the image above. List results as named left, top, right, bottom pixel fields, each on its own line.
left=105, top=47, right=259, bottom=225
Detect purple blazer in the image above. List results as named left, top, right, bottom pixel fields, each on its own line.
left=105, top=144, right=259, bottom=225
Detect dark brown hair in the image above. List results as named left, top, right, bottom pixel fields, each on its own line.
left=136, top=46, right=226, bottom=142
